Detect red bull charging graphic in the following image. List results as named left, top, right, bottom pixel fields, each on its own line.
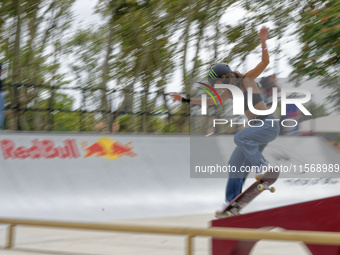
left=82, top=137, right=137, bottom=160
left=0, top=137, right=137, bottom=160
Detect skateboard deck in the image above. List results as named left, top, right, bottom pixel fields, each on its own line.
left=217, top=168, right=280, bottom=218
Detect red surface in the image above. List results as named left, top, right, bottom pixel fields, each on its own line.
left=211, top=196, right=340, bottom=255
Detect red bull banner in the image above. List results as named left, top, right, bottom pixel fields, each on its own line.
left=0, top=136, right=137, bottom=160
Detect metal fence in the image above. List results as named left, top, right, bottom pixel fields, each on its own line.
left=2, top=83, right=191, bottom=133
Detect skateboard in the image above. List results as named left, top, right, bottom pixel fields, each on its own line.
left=216, top=168, right=280, bottom=218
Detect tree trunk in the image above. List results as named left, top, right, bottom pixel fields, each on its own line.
left=8, top=0, right=22, bottom=130
left=100, top=22, right=115, bottom=131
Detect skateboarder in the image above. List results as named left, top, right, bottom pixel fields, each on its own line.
left=170, top=26, right=280, bottom=215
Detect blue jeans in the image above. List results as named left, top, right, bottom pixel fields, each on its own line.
left=0, top=92, right=4, bottom=129
left=226, top=115, right=280, bottom=202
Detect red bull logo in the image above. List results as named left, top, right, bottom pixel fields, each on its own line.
left=82, top=137, right=137, bottom=160
left=0, top=139, right=80, bottom=159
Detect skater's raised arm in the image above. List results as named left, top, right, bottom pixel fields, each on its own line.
left=245, top=26, right=270, bottom=79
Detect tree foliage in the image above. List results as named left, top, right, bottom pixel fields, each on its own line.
left=291, top=0, right=339, bottom=78
left=0, top=0, right=75, bottom=130
left=0, top=0, right=338, bottom=132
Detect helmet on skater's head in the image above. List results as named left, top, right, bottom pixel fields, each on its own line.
left=207, top=63, right=232, bottom=86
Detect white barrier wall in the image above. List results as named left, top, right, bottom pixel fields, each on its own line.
left=0, top=133, right=227, bottom=221
left=0, top=132, right=339, bottom=221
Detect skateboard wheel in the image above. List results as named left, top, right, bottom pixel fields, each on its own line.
left=270, top=187, right=275, bottom=193
left=257, top=184, right=264, bottom=191
left=255, top=174, right=264, bottom=181
left=224, top=211, right=233, bottom=217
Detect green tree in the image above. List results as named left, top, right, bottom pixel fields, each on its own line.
left=291, top=1, right=340, bottom=111
left=291, top=0, right=339, bottom=78
left=0, top=0, right=75, bottom=130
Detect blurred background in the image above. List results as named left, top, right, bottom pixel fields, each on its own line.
left=0, top=0, right=339, bottom=144
left=0, top=2, right=338, bottom=254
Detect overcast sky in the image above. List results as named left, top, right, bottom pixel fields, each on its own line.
left=72, top=0, right=101, bottom=27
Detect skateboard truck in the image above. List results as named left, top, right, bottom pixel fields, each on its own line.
left=257, top=182, right=275, bottom=193
left=217, top=208, right=239, bottom=218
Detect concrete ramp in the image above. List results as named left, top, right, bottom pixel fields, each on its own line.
left=0, top=132, right=339, bottom=221
left=0, top=133, right=227, bottom=221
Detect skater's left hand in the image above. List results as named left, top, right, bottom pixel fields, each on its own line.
left=258, top=26, right=269, bottom=41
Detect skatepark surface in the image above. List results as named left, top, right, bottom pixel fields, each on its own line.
left=0, top=132, right=338, bottom=254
